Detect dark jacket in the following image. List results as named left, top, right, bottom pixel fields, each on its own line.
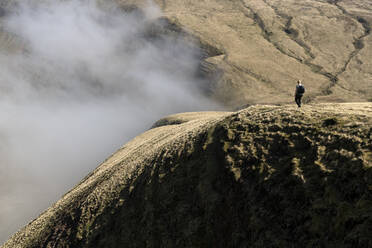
left=295, top=84, right=305, bottom=96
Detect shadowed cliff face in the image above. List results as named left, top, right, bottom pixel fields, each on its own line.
left=3, top=103, right=371, bottom=247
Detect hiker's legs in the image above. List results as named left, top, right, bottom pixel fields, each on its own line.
left=295, top=95, right=302, bottom=107
left=295, top=96, right=299, bottom=107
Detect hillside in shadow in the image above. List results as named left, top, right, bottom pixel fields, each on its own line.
left=3, top=103, right=371, bottom=247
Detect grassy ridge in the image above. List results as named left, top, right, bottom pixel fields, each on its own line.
left=2, top=103, right=372, bottom=247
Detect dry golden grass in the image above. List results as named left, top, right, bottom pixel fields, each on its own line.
left=147, top=0, right=372, bottom=106
left=2, top=103, right=371, bottom=247
left=1, top=0, right=371, bottom=107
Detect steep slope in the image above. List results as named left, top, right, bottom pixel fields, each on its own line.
left=120, top=0, right=372, bottom=106
left=3, top=103, right=372, bottom=247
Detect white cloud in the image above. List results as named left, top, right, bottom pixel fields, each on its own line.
left=0, top=0, right=219, bottom=243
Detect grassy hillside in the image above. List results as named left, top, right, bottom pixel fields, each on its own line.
left=152, top=0, right=372, bottom=106
left=1, top=0, right=371, bottom=107
left=3, top=103, right=371, bottom=247
left=0, top=0, right=371, bottom=246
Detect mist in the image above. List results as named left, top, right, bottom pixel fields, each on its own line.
left=0, top=0, right=219, bottom=243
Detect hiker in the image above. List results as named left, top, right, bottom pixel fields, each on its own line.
left=295, top=80, right=305, bottom=107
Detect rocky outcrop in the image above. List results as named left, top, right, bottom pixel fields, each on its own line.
left=3, top=103, right=371, bottom=247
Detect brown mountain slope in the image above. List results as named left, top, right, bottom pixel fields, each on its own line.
left=119, top=0, right=372, bottom=106
left=2, top=103, right=372, bottom=247
left=1, top=0, right=371, bottom=107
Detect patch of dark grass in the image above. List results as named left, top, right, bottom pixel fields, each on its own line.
left=284, top=28, right=299, bottom=37
left=353, top=40, right=364, bottom=50
left=323, top=118, right=338, bottom=127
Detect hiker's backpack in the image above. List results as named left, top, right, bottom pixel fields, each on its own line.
left=297, top=85, right=305, bottom=94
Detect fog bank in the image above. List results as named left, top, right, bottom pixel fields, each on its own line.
left=0, top=0, right=219, bottom=243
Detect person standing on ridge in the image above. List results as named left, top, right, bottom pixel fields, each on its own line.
left=295, top=80, right=305, bottom=107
